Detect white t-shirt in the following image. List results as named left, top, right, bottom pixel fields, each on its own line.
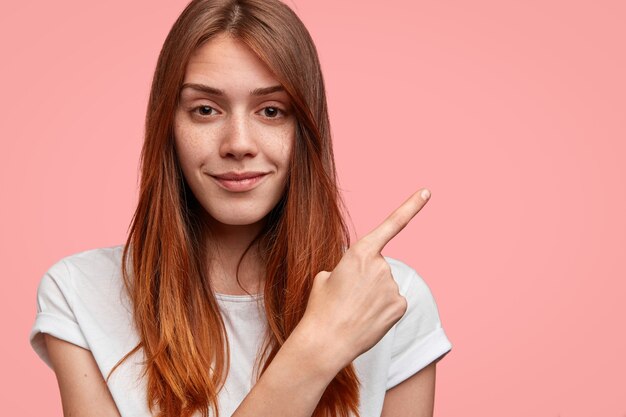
left=30, top=245, right=452, bottom=417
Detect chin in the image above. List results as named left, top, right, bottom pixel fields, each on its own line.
left=204, top=206, right=273, bottom=228
left=212, top=215, right=266, bottom=227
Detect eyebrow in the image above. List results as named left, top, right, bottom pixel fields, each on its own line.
left=180, top=83, right=285, bottom=97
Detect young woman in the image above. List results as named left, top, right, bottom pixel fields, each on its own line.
left=29, top=0, right=452, bottom=416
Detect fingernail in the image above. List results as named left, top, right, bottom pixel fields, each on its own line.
left=421, top=189, right=431, bottom=200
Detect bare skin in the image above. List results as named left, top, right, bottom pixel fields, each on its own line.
left=174, top=34, right=295, bottom=296
left=206, top=218, right=266, bottom=295
left=45, top=188, right=438, bottom=417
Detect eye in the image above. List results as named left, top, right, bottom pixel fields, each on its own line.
left=260, top=106, right=283, bottom=119
left=193, top=105, right=218, bottom=117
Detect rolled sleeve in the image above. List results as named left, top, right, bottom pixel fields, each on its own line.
left=386, top=266, right=452, bottom=390
left=29, top=259, right=89, bottom=368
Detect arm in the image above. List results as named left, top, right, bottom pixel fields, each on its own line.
left=231, top=324, right=344, bottom=416
left=45, top=324, right=342, bottom=417
left=45, top=334, right=121, bottom=417
left=233, top=190, right=434, bottom=416
left=44, top=190, right=432, bottom=417
left=46, top=327, right=436, bottom=417
left=380, top=362, right=437, bottom=417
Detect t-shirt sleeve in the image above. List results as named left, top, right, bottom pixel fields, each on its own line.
left=386, top=264, right=452, bottom=390
left=29, top=259, right=89, bottom=369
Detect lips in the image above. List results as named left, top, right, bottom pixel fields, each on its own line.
left=210, top=171, right=269, bottom=192
left=213, top=171, right=267, bottom=181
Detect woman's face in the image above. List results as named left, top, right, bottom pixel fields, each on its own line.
left=174, top=33, right=295, bottom=230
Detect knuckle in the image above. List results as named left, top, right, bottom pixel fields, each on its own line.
left=314, top=270, right=330, bottom=281
left=375, top=257, right=392, bottom=276
left=397, top=296, right=408, bottom=316
left=388, top=294, right=407, bottom=317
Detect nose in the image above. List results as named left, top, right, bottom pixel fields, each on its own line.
left=219, top=113, right=258, bottom=160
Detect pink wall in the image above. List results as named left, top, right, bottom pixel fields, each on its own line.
left=2, top=0, right=625, bottom=415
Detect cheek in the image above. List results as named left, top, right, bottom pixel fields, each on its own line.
left=173, top=118, right=207, bottom=168
left=278, top=138, right=294, bottom=166
left=173, top=137, right=195, bottom=171
left=264, top=126, right=295, bottom=167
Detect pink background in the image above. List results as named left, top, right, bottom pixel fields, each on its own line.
left=1, top=0, right=624, bottom=415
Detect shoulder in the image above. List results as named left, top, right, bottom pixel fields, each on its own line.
left=31, top=244, right=132, bottom=368
left=354, top=256, right=452, bottom=396
left=41, top=245, right=125, bottom=286
left=35, top=244, right=127, bottom=314
left=383, top=256, right=432, bottom=300
left=382, top=257, right=452, bottom=389
left=383, top=256, right=417, bottom=284
left=382, top=256, right=447, bottom=340
left=57, top=244, right=126, bottom=275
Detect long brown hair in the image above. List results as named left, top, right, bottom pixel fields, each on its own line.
left=108, top=0, right=359, bottom=416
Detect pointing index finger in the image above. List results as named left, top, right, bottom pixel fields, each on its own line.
left=359, top=188, right=431, bottom=253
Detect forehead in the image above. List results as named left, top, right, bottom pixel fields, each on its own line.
left=183, top=33, right=279, bottom=89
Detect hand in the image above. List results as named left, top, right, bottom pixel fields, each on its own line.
left=298, top=188, right=432, bottom=373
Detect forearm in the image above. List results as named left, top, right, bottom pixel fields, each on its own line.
left=232, top=325, right=344, bottom=417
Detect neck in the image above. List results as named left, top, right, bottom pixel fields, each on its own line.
left=205, top=217, right=266, bottom=295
